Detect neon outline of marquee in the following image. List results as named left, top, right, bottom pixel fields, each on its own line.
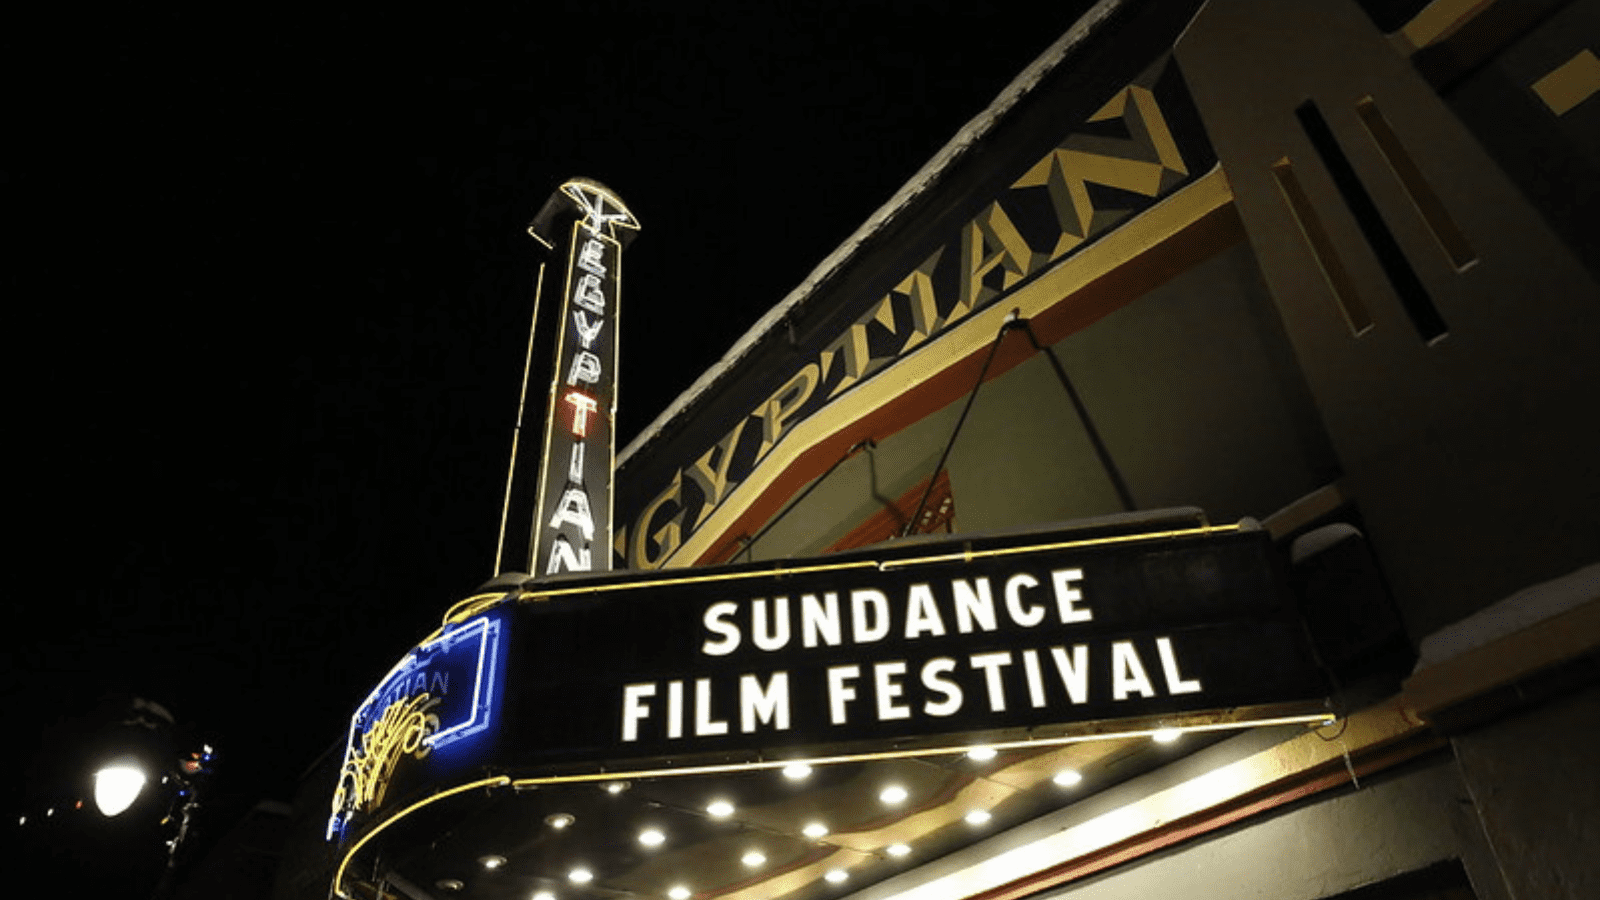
left=329, top=615, right=505, bottom=839
left=355, top=614, right=503, bottom=751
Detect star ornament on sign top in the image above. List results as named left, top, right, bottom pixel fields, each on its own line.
left=561, top=179, right=640, bottom=240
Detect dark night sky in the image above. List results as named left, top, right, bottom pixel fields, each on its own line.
left=6, top=1, right=1096, bottom=857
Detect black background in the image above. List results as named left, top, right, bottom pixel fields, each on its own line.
left=4, top=0, right=1100, bottom=879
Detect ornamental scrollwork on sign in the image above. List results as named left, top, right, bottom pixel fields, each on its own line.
left=331, top=692, right=441, bottom=828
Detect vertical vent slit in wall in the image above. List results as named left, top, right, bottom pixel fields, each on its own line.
left=1356, top=96, right=1477, bottom=272
left=1295, top=100, right=1448, bottom=343
left=1272, top=158, right=1373, bottom=336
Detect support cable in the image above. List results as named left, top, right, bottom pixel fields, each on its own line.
left=494, top=260, right=547, bottom=576
left=901, top=317, right=1019, bottom=537
left=1014, top=319, right=1136, bottom=512
left=735, top=439, right=875, bottom=563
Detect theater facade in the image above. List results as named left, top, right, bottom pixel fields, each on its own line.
left=294, top=1, right=1600, bottom=898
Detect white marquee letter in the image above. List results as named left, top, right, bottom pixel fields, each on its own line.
left=801, top=592, right=841, bottom=648
left=1157, top=637, right=1202, bottom=694
left=694, top=678, right=729, bottom=736
left=875, top=661, right=911, bottom=720
left=904, top=584, right=946, bottom=639
left=1004, top=573, right=1045, bottom=627
left=969, top=651, right=1014, bottom=712
left=701, top=602, right=741, bottom=656
left=921, top=657, right=963, bottom=717
left=667, top=680, right=684, bottom=739
left=1050, top=644, right=1090, bottom=704
left=827, top=665, right=860, bottom=725
left=1112, top=641, right=1157, bottom=700
left=1052, top=568, right=1091, bottom=623
left=1022, top=649, right=1047, bottom=708
left=851, top=589, right=890, bottom=643
left=740, top=672, right=791, bottom=732
left=621, top=683, right=656, bottom=742
left=752, top=597, right=790, bottom=652
left=952, top=578, right=997, bottom=633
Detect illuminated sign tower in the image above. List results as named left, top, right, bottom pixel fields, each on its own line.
left=520, top=178, right=639, bottom=577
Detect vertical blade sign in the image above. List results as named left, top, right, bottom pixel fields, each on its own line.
left=530, top=179, right=638, bottom=577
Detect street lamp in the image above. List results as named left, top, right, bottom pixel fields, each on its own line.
left=85, top=698, right=216, bottom=887
left=93, top=759, right=148, bottom=816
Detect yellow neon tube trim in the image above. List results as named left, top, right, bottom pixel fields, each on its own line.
left=508, top=711, right=1333, bottom=789
left=333, top=776, right=510, bottom=899
left=508, top=523, right=1241, bottom=605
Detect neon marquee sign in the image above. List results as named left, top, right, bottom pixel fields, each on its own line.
left=327, top=612, right=506, bottom=841
left=529, top=179, right=638, bottom=576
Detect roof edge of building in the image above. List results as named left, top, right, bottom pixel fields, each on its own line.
left=619, top=0, right=1131, bottom=467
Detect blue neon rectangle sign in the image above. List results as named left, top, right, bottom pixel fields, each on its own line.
left=328, top=611, right=506, bottom=840
left=358, top=614, right=504, bottom=751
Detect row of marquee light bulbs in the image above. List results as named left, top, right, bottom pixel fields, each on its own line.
left=452, top=732, right=1184, bottom=897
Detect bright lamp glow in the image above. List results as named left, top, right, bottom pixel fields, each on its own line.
left=94, top=764, right=147, bottom=816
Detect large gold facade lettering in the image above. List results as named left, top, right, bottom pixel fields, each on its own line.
left=631, top=470, right=686, bottom=570
left=686, top=419, right=748, bottom=529
left=622, top=69, right=1194, bottom=569
left=895, top=250, right=944, bottom=355
left=754, top=363, right=820, bottom=462
left=1015, top=85, right=1190, bottom=261
left=958, top=201, right=1035, bottom=320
